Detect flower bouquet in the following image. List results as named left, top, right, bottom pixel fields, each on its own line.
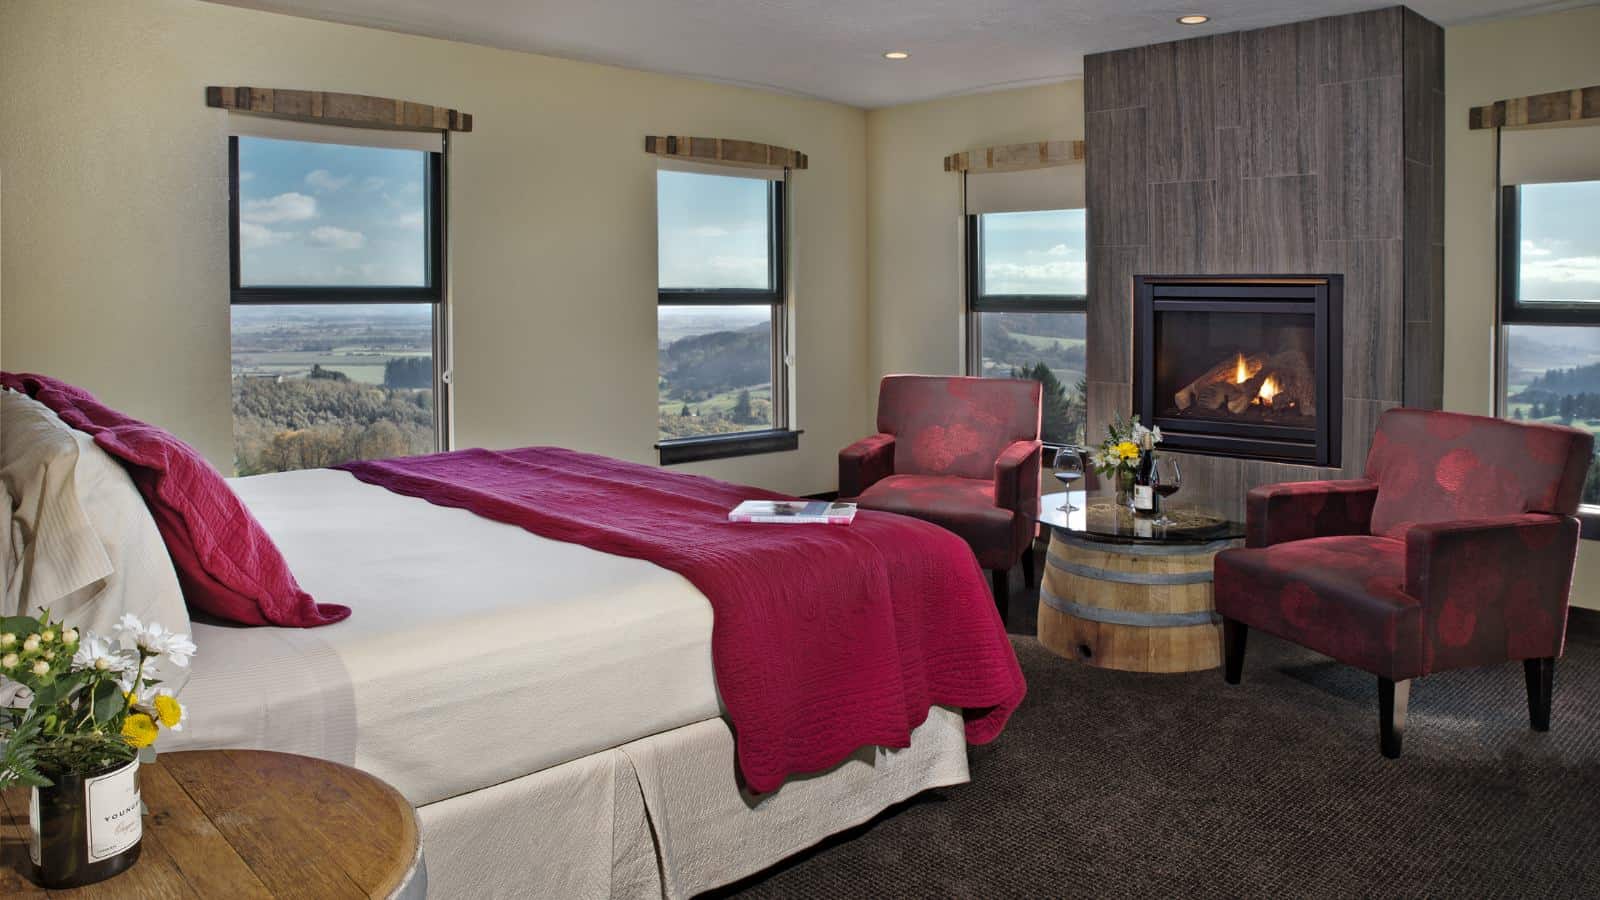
left=0, top=611, right=194, bottom=888
left=1091, top=415, right=1162, bottom=508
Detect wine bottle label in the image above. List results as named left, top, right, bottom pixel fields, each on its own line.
left=86, top=759, right=141, bottom=862
left=28, top=790, right=39, bottom=867
left=1133, top=484, right=1154, bottom=510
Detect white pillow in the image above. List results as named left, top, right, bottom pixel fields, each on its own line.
left=0, top=390, right=190, bottom=647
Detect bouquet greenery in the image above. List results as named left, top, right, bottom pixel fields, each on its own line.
left=1091, top=415, right=1162, bottom=480
left=0, top=611, right=194, bottom=788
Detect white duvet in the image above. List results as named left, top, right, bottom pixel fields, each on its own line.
left=163, top=468, right=722, bottom=807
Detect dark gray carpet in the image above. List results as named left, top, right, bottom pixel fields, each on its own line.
left=717, top=574, right=1600, bottom=898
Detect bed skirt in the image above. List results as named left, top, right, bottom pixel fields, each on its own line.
left=418, top=706, right=971, bottom=898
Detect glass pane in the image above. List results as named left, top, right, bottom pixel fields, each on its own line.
left=979, top=209, right=1087, bottom=296
left=231, top=304, right=437, bottom=475
left=658, top=305, right=774, bottom=440
left=1152, top=309, right=1318, bottom=429
left=1503, top=323, right=1600, bottom=502
left=236, top=137, right=429, bottom=287
left=657, top=171, right=772, bottom=290
left=1517, top=181, right=1600, bottom=305
left=975, top=311, right=1086, bottom=446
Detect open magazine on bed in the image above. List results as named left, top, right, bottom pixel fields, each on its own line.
left=727, top=499, right=858, bottom=525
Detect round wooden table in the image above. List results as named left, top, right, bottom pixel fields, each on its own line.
left=0, top=750, right=423, bottom=898
left=1035, top=491, right=1243, bottom=673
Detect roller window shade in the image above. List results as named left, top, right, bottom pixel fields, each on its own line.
left=228, top=114, right=444, bottom=153
left=1500, top=125, right=1600, bottom=185
left=656, top=156, right=785, bottom=181
left=966, top=166, right=1086, bottom=214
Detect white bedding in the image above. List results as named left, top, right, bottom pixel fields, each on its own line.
left=164, top=467, right=722, bottom=807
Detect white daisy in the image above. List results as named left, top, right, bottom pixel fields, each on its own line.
left=113, top=617, right=197, bottom=667
left=70, top=635, right=137, bottom=675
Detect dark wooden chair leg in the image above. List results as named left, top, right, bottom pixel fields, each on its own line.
left=991, top=568, right=1010, bottom=624
left=1525, top=657, right=1554, bottom=732
left=1222, top=618, right=1247, bottom=685
left=1379, top=677, right=1410, bottom=759
left=1021, top=543, right=1037, bottom=588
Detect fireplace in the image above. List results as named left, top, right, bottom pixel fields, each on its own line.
left=1134, top=276, right=1342, bottom=466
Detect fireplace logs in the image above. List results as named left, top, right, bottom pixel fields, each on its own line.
left=1173, top=350, right=1316, bottom=420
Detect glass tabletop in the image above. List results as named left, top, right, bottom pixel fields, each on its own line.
left=1038, top=491, right=1245, bottom=545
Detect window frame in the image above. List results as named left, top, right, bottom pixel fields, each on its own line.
left=963, top=209, right=1089, bottom=450
left=226, top=133, right=451, bottom=455
left=1499, top=184, right=1600, bottom=327
left=655, top=174, right=796, bottom=465
left=1496, top=181, right=1600, bottom=538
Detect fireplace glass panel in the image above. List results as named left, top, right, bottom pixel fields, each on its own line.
left=1153, top=309, right=1318, bottom=429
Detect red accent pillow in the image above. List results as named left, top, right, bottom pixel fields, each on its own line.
left=2, top=373, right=349, bottom=627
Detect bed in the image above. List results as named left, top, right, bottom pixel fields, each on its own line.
left=3, top=376, right=1025, bottom=898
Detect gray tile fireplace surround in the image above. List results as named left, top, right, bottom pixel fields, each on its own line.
left=1083, top=5, right=1445, bottom=519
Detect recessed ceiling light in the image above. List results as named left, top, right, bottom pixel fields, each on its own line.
left=883, top=51, right=910, bottom=60
left=1177, top=14, right=1210, bottom=25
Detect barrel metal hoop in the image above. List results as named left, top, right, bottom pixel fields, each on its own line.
left=1051, top=531, right=1238, bottom=557
left=1046, top=550, right=1214, bottom=585
left=1040, top=585, right=1222, bottom=628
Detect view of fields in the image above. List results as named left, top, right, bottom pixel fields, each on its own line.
left=658, top=305, right=773, bottom=440
left=975, top=311, right=1087, bottom=447
left=1505, top=324, right=1600, bottom=501
left=230, top=304, right=436, bottom=475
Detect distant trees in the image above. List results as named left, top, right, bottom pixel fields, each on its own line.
left=232, top=376, right=434, bottom=475
left=384, top=357, right=432, bottom=389
left=1011, top=362, right=1087, bottom=446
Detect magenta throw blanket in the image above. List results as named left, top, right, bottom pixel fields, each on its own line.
left=338, top=447, right=1026, bottom=792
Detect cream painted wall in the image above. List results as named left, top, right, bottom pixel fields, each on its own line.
left=1444, top=5, right=1600, bottom=610
left=863, top=83, right=1085, bottom=398
left=0, top=0, right=868, bottom=496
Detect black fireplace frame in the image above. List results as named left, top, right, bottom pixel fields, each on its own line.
left=1134, top=275, right=1342, bottom=467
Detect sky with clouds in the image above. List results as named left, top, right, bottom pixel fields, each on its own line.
left=1519, top=180, right=1600, bottom=303
left=657, top=170, right=772, bottom=290
left=237, top=137, right=428, bottom=286
left=981, top=209, right=1086, bottom=296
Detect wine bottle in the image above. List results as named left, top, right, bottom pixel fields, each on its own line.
left=1132, top=452, right=1159, bottom=518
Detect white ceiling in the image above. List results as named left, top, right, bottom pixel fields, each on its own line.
left=207, top=0, right=1597, bottom=108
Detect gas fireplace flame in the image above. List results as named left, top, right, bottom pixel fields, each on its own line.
left=1233, top=353, right=1250, bottom=384
left=1257, top=375, right=1280, bottom=405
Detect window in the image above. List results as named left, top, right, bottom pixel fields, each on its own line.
left=656, top=169, right=794, bottom=463
left=966, top=208, right=1088, bottom=447
left=1499, top=180, right=1600, bottom=505
left=229, top=135, right=446, bottom=475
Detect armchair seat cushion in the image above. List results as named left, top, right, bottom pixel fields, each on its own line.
left=857, top=474, right=1016, bottom=570
left=1215, top=535, right=1423, bottom=680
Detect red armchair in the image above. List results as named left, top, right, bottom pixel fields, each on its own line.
left=840, top=375, right=1042, bottom=621
left=1214, top=408, right=1593, bottom=757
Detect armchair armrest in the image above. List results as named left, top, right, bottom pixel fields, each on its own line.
left=1404, top=513, right=1580, bottom=671
left=994, top=439, right=1043, bottom=520
left=1245, top=479, right=1379, bottom=548
left=839, top=434, right=895, bottom=499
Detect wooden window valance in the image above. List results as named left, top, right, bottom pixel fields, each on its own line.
left=944, top=140, right=1085, bottom=173
left=644, top=136, right=807, bottom=170
left=1469, top=85, right=1600, bottom=130
left=207, top=86, right=473, bottom=133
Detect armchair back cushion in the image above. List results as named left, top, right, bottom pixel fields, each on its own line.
left=877, top=376, right=1042, bottom=481
left=1365, top=409, right=1593, bottom=538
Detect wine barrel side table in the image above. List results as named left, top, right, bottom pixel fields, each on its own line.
left=1035, top=492, right=1242, bottom=674
left=0, top=749, right=424, bottom=898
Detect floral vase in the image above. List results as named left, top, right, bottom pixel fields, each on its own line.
left=30, top=758, right=142, bottom=889
left=1115, top=470, right=1136, bottom=511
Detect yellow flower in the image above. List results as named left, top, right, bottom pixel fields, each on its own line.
left=121, top=713, right=158, bottom=749
left=1115, top=441, right=1140, bottom=460
left=153, top=695, right=184, bottom=729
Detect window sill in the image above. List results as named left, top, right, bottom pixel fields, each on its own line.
left=657, top=429, right=801, bottom=465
